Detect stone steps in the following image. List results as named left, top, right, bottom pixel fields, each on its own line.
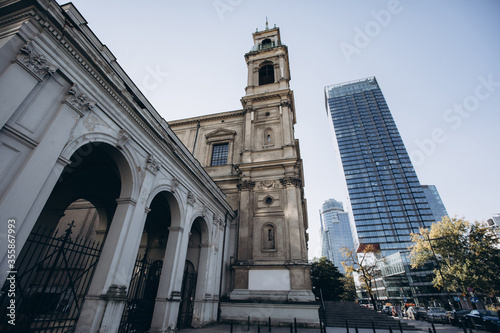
left=323, top=301, right=420, bottom=330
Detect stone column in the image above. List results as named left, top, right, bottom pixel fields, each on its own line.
left=241, top=107, right=254, bottom=163
left=0, top=42, right=57, bottom=129
left=149, top=225, right=186, bottom=333
left=280, top=101, right=294, bottom=148
left=0, top=85, right=89, bottom=281
left=149, top=190, right=194, bottom=332
left=75, top=155, right=159, bottom=333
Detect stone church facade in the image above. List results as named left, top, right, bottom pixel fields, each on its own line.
left=0, top=1, right=317, bottom=332
left=169, top=26, right=318, bottom=323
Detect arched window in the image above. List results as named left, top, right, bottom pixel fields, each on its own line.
left=263, top=223, right=276, bottom=250
left=261, top=38, right=272, bottom=49
left=259, top=63, right=274, bottom=85
left=264, top=128, right=273, bottom=146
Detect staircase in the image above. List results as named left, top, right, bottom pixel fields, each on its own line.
left=323, top=302, right=420, bottom=330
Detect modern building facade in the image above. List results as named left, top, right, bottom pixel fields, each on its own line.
left=324, top=77, right=454, bottom=307
left=169, top=25, right=318, bottom=325
left=320, top=199, right=355, bottom=274
left=422, top=185, right=448, bottom=222
left=324, top=77, right=435, bottom=257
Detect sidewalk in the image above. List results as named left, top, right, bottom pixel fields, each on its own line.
left=179, top=319, right=471, bottom=333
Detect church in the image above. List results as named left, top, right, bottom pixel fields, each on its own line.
left=0, top=0, right=318, bottom=331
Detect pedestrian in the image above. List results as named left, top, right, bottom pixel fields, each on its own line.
left=396, top=305, right=402, bottom=318
left=407, top=306, right=415, bottom=320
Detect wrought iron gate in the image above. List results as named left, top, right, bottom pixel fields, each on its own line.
left=177, top=261, right=197, bottom=329
left=0, top=222, right=102, bottom=332
left=119, top=255, right=163, bottom=332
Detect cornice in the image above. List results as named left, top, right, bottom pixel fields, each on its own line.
left=0, top=9, right=33, bottom=29
left=8, top=4, right=234, bottom=216
left=169, top=110, right=245, bottom=127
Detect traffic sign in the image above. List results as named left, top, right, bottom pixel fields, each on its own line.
left=470, top=297, right=479, bottom=303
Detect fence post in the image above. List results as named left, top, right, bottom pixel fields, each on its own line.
left=290, top=322, right=293, bottom=333
left=247, top=316, right=250, bottom=331
left=431, top=322, right=437, bottom=333
left=230, top=321, right=233, bottom=333
left=346, top=320, right=349, bottom=333
left=398, top=320, right=403, bottom=333
left=294, top=317, right=298, bottom=333
left=372, top=320, right=377, bottom=333
left=355, top=324, right=359, bottom=333
left=258, top=322, right=261, bottom=333
left=268, top=316, right=271, bottom=332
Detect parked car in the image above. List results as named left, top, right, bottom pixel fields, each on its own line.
left=414, top=307, right=428, bottom=320
left=465, top=309, right=500, bottom=332
left=427, top=307, right=447, bottom=323
left=382, top=305, right=392, bottom=315
left=449, top=309, right=471, bottom=326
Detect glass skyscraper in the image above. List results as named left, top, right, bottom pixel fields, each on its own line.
left=320, top=199, right=355, bottom=274
left=325, top=77, right=435, bottom=257
left=421, top=185, right=448, bottom=222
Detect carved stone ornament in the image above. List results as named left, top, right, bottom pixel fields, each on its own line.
left=103, top=284, right=127, bottom=301
left=187, top=191, right=196, bottom=206
left=237, top=180, right=256, bottom=191
left=146, top=154, right=161, bottom=174
left=280, top=176, right=302, bottom=188
left=280, top=100, right=292, bottom=108
left=66, top=84, right=95, bottom=115
left=171, top=178, right=179, bottom=193
left=17, top=43, right=57, bottom=80
left=117, top=129, right=131, bottom=149
left=257, top=180, right=279, bottom=190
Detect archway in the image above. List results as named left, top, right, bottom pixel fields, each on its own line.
left=1, top=142, right=128, bottom=332
left=119, top=191, right=172, bottom=332
left=177, top=217, right=208, bottom=329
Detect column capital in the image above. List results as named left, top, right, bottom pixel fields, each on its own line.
left=16, top=42, right=58, bottom=81
left=65, top=84, right=95, bottom=116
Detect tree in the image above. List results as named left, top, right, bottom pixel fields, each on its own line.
left=410, top=216, right=500, bottom=296
left=341, top=244, right=381, bottom=310
left=310, top=257, right=345, bottom=301
left=340, top=273, right=357, bottom=302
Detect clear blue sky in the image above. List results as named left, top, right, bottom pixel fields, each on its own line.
left=62, top=0, right=500, bottom=258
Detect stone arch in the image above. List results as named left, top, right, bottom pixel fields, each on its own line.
left=258, top=61, right=275, bottom=85
left=11, top=141, right=134, bottom=330
left=147, top=184, right=182, bottom=229
left=178, top=215, right=210, bottom=328
left=60, top=132, right=137, bottom=199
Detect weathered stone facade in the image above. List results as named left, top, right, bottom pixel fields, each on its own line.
left=169, top=26, right=318, bottom=325
left=0, top=1, right=235, bottom=332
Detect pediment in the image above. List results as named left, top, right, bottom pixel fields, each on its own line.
left=205, top=128, right=236, bottom=139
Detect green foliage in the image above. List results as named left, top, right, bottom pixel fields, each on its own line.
left=410, top=216, right=500, bottom=296
left=340, top=273, right=357, bottom=302
left=311, top=257, right=345, bottom=301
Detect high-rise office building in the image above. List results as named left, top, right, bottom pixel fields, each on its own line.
left=320, top=199, right=355, bottom=274
left=422, top=185, right=448, bottom=222
left=324, top=77, right=435, bottom=257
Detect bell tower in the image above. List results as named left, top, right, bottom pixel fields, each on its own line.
left=168, top=23, right=319, bottom=326
left=229, top=23, right=315, bottom=307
